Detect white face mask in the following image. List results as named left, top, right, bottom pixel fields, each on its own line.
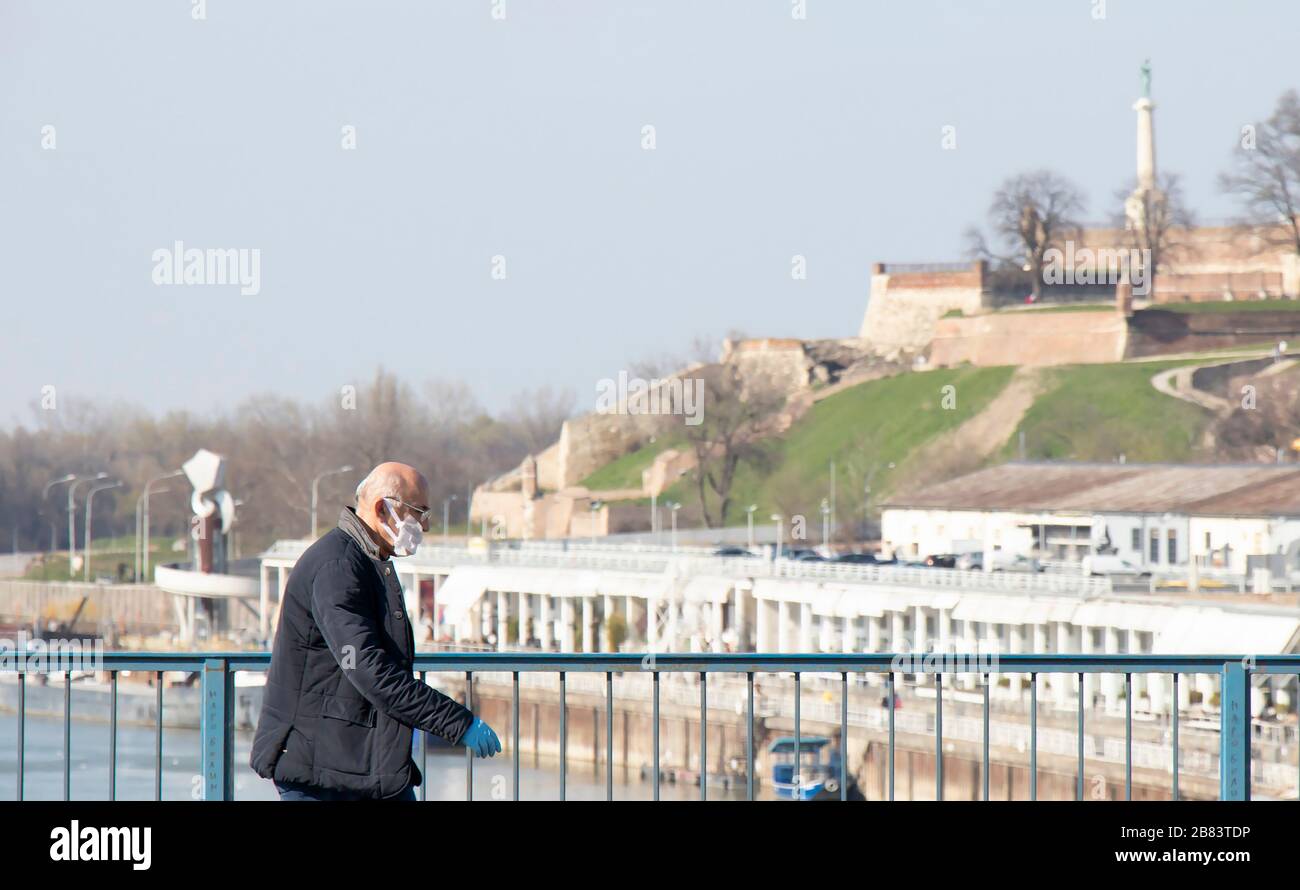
left=381, top=498, right=423, bottom=557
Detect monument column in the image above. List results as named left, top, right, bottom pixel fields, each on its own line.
left=1135, top=100, right=1155, bottom=193
left=1124, top=58, right=1164, bottom=280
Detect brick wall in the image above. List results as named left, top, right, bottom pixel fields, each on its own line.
left=859, top=262, right=988, bottom=355
left=1126, top=309, right=1300, bottom=357
left=929, top=309, right=1128, bottom=367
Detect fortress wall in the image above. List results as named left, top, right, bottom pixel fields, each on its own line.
left=643, top=448, right=698, bottom=497
left=859, top=264, right=987, bottom=354
left=606, top=502, right=650, bottom=535
left=863, top=226, right=1297, bottom=358
left=468, top=491, right=526, bottom=536
left=556, top=413, right=663, bottom=490
left=928, top=310, right=1128, bottom=367
left=555, top=367, right=714, bottom=490
left=1126, top=308, right=1300, bottom=358
left=1060, top=225, right=1299, bottom=300
left=1189, top=356, right=1276, bottom=396
left=723, top=338, right=811, bottom=396
left=1157, top=270, right=1286, bottom=300
left=533, top=442, right=562, bottom=492
left=544, top=494, right=578, bottom=539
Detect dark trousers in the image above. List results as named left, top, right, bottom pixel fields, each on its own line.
left=275, top=780, right=416, bottom=801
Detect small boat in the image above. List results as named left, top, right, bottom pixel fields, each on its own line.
left=769, top=735, right=842, bottom=800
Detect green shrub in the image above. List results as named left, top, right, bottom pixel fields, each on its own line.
left=606, top=612, right=628, bottom=651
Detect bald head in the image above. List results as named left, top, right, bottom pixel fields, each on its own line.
left=356, top=462, right=428, bottom=507
left=354, top=462, right=431, bottom=557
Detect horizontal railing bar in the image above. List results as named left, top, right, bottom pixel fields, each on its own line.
left=20, top=649, right=1281, bottom=800
left=18, top=652, right=1295, bottom=673
left=262, top=539, right=1115, bottom=598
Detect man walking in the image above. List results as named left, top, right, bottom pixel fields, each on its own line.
left=251, top=461, right=500, bottom=800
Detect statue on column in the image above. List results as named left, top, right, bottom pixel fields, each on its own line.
left=182, top=448, right=237, bottom=574
left=1140, top=58, right=1151, bottom=99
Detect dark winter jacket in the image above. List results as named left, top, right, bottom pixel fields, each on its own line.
left=250, top=508, right=473, bottom=798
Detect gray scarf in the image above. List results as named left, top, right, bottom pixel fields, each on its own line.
left=337, top=506, right=388, bottom=562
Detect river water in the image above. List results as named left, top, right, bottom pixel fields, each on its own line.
left=0, top=713, right=748, bottom=801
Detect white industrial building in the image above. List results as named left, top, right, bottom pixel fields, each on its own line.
left=257, top=536, right=1300, bottom=719
left=880, top=461, right=1300, bottom=576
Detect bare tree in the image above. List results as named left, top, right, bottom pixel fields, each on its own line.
left=628, top=332, right=737, bottom=382
left=1219, top=89, right=1300, bottom=255
left=1213, top=369, right=1300, bottom=462
left=0, top=368, right=583, bottom=559
left=968, top=170, right=1087, bottom=300
left=1112, top=171, right=1196, bottom=298
left=682, top=366, right=783, bottom=527
left=503, top=386, right=576, bottom=455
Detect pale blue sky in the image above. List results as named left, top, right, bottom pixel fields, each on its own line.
left=3, top=0, right=1298, bottom=426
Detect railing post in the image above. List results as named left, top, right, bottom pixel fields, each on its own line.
left=1219, top=660, right=1251, bottom=801
left=200, top=658, right=234, bottom=801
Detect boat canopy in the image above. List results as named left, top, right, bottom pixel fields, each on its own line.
left=768, top=735, right=831, bottom=753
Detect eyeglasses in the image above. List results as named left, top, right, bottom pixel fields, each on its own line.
left=385, top=497, right=433, bottom=529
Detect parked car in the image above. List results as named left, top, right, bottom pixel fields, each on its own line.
left=1081, top=554, right=1151, bottom=578
left=957, top=551, right=1043, bottom=573
left=713, top=546, right=755, bottom=558
left=835, top=552, right=879, bottom=565
left=993, top=554, right=1043, bottom=573
left=923, top=553, right=958, bottom=568
left=789, top=548, right=826, bottom=562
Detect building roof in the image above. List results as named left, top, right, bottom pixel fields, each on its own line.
left=883, top=461, right=1300, bottom=518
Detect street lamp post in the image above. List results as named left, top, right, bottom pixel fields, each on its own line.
left=746, top=504, right=757, bottom=551
left=138, top=469, right=185, bottom=584
left=668, top=502, right=681, bottom=552
left=829, top=460, right=837, bottom=544
left=443, top=494, right=458, bottom=543
left=771, top=514, right=783, bottom=561
left=465, top=482, right=473, bottom=537
left=84, top=480, right=122, bottom=582
left=589, top=500, right=604, bottom=546
left=310, top=465, right=354, bottom=539
left=42, top=474, right=76, bottom=553
left=863, top=483, right=872, bottom=540
left=232, top=498, right=246, bottom=560
left=66, top=473, right=107, bottom=577
left=136, top=490, right=164, bottom=582
left=820, top=498, right=831, bottom=553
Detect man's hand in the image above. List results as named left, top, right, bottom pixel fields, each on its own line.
left=461, top=717, right=502, bottom=758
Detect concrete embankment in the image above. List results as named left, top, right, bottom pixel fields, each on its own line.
left=0, top=672, right=264, bottom=731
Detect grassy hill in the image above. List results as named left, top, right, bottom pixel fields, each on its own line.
left=581, top=435, right=681, bottom=491
left=1158, top=299, right=1300, bottom=314
left=655, top=365, right=1016, bottom=526
left=579, top=356, right=1222, bottom=532
left=998, top=359, right=1209, bottom=463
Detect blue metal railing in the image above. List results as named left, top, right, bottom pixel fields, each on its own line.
left=6, top=652, right=1296, bottom=801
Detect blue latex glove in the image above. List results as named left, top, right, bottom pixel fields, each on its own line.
left=461, top=717, right=501, bottom=758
